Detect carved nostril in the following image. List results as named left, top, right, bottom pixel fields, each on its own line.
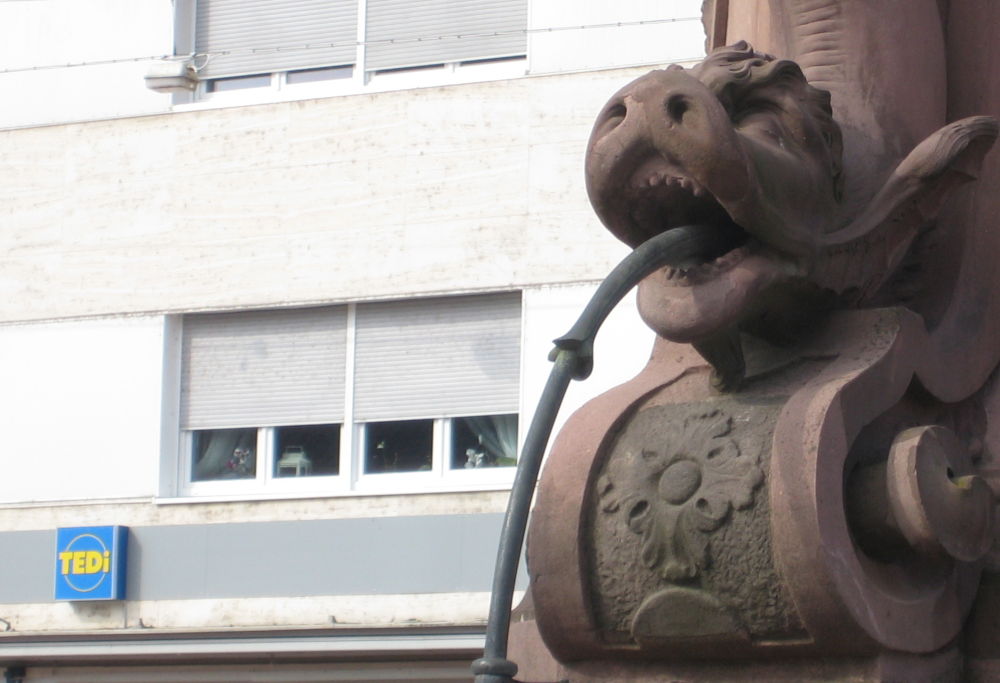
left=665, top=94, right=689, bottom=124
left=601, top=103, right=627, bottom=133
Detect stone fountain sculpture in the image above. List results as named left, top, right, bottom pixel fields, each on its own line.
left=510, top=2, right=1000, bottom=680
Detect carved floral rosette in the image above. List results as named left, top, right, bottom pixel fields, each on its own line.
left=526, top=307, right=986, bottom=661
left=590, top=399, right=800, bottom=650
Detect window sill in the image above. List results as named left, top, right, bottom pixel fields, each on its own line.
left=170, top=58, right=528, bottom=113
left=156, top=478, right=515, bottom=505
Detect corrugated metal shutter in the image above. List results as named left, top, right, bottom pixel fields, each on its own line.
left=181, top=307, right=347, bottom=429
left=30, top=659, right=477, bottom=682
left=195, top=0, right=358, bottom=79
left=365, top=0, right=527, bottom=71
left=353, top=293, right=521, bottom=421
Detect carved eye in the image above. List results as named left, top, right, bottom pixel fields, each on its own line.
left=736, top=104, right=787, bottom=146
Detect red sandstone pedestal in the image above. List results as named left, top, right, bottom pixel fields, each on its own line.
left=510, top=309, right=997, bottom=682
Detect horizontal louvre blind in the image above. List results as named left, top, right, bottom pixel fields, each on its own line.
left=354, top=293, right=521, bottom=421
left=196, top=0, right=357, bottom=79
left=181, top=307, right=347, bottom=429
left=365, top=0, right=527, bottom=71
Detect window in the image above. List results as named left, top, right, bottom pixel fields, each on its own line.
left=189, top=0, right=528, bottom=97
left=195, top=0, right=359, bottom=83
left=177, top=293, right=521, bottom=496
left=364, top=0, right=528, bottom=73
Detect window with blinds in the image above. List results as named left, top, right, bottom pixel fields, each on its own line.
left=190, top=0, right=527, bottom=92
left=354, top=293, right=520, bottom=476
left=181, top=307, right=348, bottom=483
left=365, top=0, right=528, bottom=72
left=182, top=307, right=348, bottom=430
left=195, top=0, right=358, bottom=80
left=353, top=294, right=520, bottom=421
left=177, top=293, right=521, bottom=494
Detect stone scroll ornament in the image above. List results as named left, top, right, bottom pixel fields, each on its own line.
left=519, top=5, right=1000, bottom=676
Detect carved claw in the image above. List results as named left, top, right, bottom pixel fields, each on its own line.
left=692, top=328, right=745, bottom=392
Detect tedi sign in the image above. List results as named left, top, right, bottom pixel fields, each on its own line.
left=54, top=526, right=128, bottom=601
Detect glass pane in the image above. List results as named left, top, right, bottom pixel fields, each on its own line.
left=371, top=63, right=445, bottom=75
left=364, top=419, right=433, bottom=474
left=206, top=74, right=271, bottom=92
left=450, top=414, right=518, bottom=469
left=191, top=428, right=257, bottom=481
left=458, top=55, right=525, bottom=67
left=274, top=424, right=340, bottom=478
left=285, top=65, right=353, bottom=84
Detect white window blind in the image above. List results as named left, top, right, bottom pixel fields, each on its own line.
left=195, top=0, right=358, bottom=79
left=181, top=307, right=348, bottom=430
left=353, top=293, right=521, bottom=421
left=365, top=0, right=527, bottom=71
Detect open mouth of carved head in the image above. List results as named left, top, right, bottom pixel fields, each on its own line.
left=624, top=158, right=752, bottom=286
left=608, top=151, right=783, bottom=343
left=586, top=43, right=843, bottom=343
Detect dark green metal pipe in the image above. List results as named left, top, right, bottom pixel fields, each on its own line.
left=472, top=225, right=712, bottom=682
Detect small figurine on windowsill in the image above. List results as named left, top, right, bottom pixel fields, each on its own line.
left=466, top=448, right=493, bottom=468
left=227, top=447, right=253, bottom=475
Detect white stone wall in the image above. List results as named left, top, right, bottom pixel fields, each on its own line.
left=0, top=281, right=653, bottom=505
left=0, top=0, right=705, bottom=130
left=0, top=316, right=165, bottom=504
left=0, top=0, right=173, bottom=129
left=0, top=67, right=666, bottom=324
left=0, top=0, right=703, bottom=638
left=528, top=0, right=705, bottom=74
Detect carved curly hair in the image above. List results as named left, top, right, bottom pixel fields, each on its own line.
left=683, top=41, right=845, bottom=200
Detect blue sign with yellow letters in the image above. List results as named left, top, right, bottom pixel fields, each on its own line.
left=54, top=526, right=128, bottom=601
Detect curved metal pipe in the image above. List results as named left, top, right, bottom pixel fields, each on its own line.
left=472, top=225, right=710, bottom=682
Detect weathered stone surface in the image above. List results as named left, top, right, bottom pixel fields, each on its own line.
left=589, top=399, right=804, bottom=646
left=585, top=40, right=995, bottom=390
left=511, top=2, right=1000, bottom=680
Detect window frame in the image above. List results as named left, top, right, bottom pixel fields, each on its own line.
left=172, top=295, right=522, bottom=499
left=179, top=424, right=350, bottom=498
left=350, top=412, right=520, bottom=494
left=170, top=0, right=528, bottom=108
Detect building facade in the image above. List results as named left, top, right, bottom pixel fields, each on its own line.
left=0, top=1, right=705, bottom=680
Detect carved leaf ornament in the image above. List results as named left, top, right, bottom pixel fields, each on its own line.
left=599, top=410, right=763, bottom=581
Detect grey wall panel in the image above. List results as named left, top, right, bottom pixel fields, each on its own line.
left=127, top=524, right=211, bottom=600
left=0, top=514, right=521, bottom=604
left=0, top=531, right=54, bottom=601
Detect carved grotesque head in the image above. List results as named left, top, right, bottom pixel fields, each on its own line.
left=586, top=42, right=843, bottom=347
left=587, top=42, right=994, bottom=388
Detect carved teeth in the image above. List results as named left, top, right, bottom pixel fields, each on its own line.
left=631, top=170, right=709, bottom=194
left=720, top=245, right=749, bottom=266
left=663, top=244, right=750, bottom=286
